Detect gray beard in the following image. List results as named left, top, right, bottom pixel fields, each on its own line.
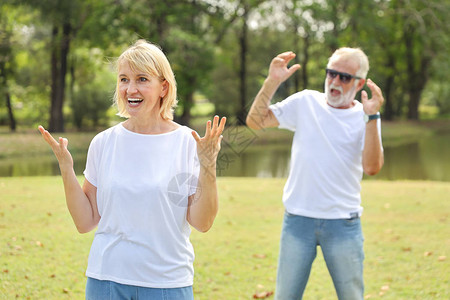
left=325, top=81, right=357, bottom=108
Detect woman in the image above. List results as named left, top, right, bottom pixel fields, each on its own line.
left=38, top=40, right=226, bottom=299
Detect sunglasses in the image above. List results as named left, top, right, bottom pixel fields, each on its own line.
left=325, top=68, right=362, bottom=84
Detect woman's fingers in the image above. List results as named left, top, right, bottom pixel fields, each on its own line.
left=211, top=115, right=219, bottom=136
left=204, top=120, right=212, bottom=138
left=191, top=130, right=201, bottom=142
left=196, top=116, right=226, bottom=142
left=217, top=117, right=226, bottom=138
left=38, top=125, right=59, bottom=148
left=59, top=137, right=69, bottom=150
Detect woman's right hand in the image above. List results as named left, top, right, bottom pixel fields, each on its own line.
left=38, top=125, right=74, bottom=170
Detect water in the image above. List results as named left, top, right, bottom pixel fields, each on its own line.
left=1, top=134, right=449, bottom=181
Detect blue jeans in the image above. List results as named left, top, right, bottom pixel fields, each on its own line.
left=275, top=212, right=364, bottom=300
left=85, top=277, right=194, bottom=300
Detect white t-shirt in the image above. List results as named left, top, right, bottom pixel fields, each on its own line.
left=83, top=123, right=199, bottom=288
left=270, top=89, right=382, bottom=219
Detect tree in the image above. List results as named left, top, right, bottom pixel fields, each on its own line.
left=399, top=0, right=448, bottom=120
left=15, top=0, right=99, bottom=131
left=0, top=3, right=17, bottom=131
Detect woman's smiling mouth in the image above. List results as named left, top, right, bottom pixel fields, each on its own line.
left=128, top=98, right=143, bottom=107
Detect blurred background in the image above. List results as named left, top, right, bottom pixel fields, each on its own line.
left=0, top=0, right=449, bottom=180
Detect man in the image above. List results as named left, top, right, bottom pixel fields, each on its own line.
left=246, top=48, right=384, bottom=299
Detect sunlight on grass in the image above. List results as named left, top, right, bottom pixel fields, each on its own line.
left=0, top=177, right=449, bottom=299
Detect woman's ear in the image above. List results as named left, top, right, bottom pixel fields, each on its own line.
left=160, top=80, right=169, bottom=98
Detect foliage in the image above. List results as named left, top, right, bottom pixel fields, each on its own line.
left=68, top=46, right=115, bottom=129
left=0, top=0, right=449, bottom=130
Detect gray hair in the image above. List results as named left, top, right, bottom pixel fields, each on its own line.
left=327, top=47, right=369, bottom=79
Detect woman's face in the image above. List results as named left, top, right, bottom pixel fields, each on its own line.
left=118, top=61, right=167, bottom=119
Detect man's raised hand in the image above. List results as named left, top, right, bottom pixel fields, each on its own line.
left=361, top=79, right=384, bottom=115
left=267, top=51, right=301, bottom=84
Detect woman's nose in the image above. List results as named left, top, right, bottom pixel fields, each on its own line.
left=127, top=81, right=138, bottom=94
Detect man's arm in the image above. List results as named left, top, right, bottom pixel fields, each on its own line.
left=361, top=79, right=384, bottom=175
left=246, top=52, right=301, bottom=130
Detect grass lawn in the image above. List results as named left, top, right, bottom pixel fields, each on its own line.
left=0, top=177, right=448, bottom=299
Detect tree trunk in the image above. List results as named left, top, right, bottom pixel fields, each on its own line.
left=301, top=33, right=310, bottom=90
left=179, top=91, right=193, bottom=126
left=328, top=1, right=339, bottom=52
left=407, top=91, right=421, bottom=120
left=49, top=23, right=72, bottom=132
left=292, top=8, right=300, bottom=93
left=382, top=52, right=396, bottom=120
left=5, top=92, right=16, bottom=131
left=383, top=75, right=395, bottom=121
left=404, top=26, right=430, bottom=120
left=237, top=5, right=248, bottom=124
left=0, top=61, right=16, bottom=131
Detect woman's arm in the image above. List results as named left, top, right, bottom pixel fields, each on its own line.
left=187, top=116, right=226, bottom=232
left=38, top=126, right=100, bottom=233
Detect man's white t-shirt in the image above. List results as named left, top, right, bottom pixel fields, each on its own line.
left=270, top=89, right=382, bottom=219
left=83, top=123, right=199, bottom=288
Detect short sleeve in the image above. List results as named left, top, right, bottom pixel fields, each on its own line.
left=83, top=134, right=101, bottom=187
left=269, top=92, right=301, bottom=132
left=189, top=136, right=200, bottom=197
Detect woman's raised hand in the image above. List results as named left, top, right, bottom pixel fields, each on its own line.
left=192, top=116, right=226, bottom=170
left=38, top=125, right=74, bottom=170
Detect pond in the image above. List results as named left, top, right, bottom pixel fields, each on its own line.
left=1, top=133, right=449, bottom=182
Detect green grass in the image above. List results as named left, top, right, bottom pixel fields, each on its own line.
left=1, top=177, right=448, bottom=299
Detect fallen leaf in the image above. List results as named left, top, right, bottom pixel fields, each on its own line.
left=63, top=288, right=69, bottom=294
left=424, top=251, right=433, bottom=257
left=3, top=269, right=9, bottom=273
left=401, top=247, right=412, bottom=252
left=253, top=291, right=274, bottom=299
left=380, top=285, right=389, bottom=291
left=438, top=256, right=446, bottom=261
left=253, top=254, right=266, bottom=259
left=36, top=241, right=44, bottom=247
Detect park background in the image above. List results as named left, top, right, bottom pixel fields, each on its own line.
left=0, top=0, right=449, bottom=299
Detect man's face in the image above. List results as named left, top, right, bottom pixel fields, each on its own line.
left=324, top=57, right=361, bottom=109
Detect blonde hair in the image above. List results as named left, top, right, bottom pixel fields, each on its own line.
left=113, top=40, right=178, bottom=120
left=327, top=47, right=370, bottom=79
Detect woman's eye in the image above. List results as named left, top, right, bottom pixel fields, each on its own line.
left=139, top=77, right=148, bottom=82
left=120, top=78, right=128, bottom=82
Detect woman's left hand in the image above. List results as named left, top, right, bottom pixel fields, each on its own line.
left=192, top=115, right=227, bottom=170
